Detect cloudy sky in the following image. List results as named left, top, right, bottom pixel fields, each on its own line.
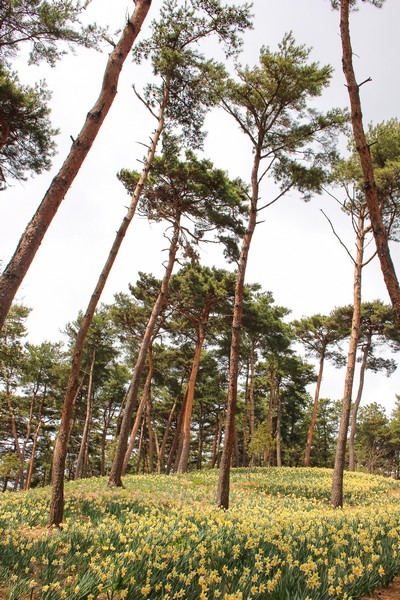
left=2, top=0, right=400, bottom=411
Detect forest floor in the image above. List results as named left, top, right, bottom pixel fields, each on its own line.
left=361, top=578, right=400, bottom=599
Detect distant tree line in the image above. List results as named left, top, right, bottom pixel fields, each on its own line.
left=1, top=277, right=399, bottom=491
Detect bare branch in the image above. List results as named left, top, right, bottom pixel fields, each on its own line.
left=320, top=208, right=355, bottom=264
left=132, top=84, right=159, bottom=120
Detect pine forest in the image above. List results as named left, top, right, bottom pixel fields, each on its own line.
left=2, top=1, right=400, bottom=599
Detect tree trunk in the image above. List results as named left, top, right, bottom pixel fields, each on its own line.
left=340, top=0, right=400, bottom=326
left=0, top=0, right=152, bottom=332
left=25, top=394, right=45, bottom=491
left=48, top=64, right=168, bottom=529
left=75, top=351, right=95, bottom=479
left=157, top=395, right=178, bottom=473
left=5, top=381, right=24, bottom=490
left=331, top=210, right=364, bottom=507
left=177, top=317, right=207, bottom=473
left=146, top=393, right=154, bottom=473
left=17, top=384, right=40, bottom=490
left=242, top=358, right=250, bottom=466
left=276, top=392, right=282, bottom=468
left=197, top=417, right=204, bottom=470
left=100, top=399, right=115, bottom=477
left=108, top=218, right=181, bottom=487
left=166, top=390, right=188, bottom=474
left=216, top=149, right=260, bottom=509
left=136, top=419, right=145, bottom=474
left=211, top=414, right=222, bottom=469
left=304, top=348, right=326, bottom=466
left=348, top=333, right=372, bottom=471
left=122, top=346, right=154, bottom=475
left=0, top=109, right=10, bottom=153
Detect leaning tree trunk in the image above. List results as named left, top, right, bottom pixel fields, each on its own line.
left=100, top=399, right=114, bottom=477
left=211, top=414, right=221, bottom=469
left=25, top=399, right=44, bottom=491
left=157, top=395, right=178, bottom=473
left=242, top=358, right=250, bottom=466
left=216, top=149, right=260, bottom=509
left=122, top=346, right=154, bottom=475
left=177, top=316, right=208, bottom=473
left=0, top=110, right=10, bottom=153
left=108, top=218, right=181, bottom=488
left=17, top=385, right=39, bottom=490
left=146, top=391, right=154, bottom=473
left=166, top=389, right=188, bottom=474
left=331, top=211, right=364, bottom=508
left=48, top=67, right=168, bottom=529
left=340, top=0, right=400, bottom=326
left=276, top=388, right=282, bottom=468
left=348, top=333, right=371, bottom=471
left=5, top=381, right=24, bottom=490
left=304, top=347, right=326, bottom=466
left=75, top=351, right=95, bottom=480
left=0, top=0, right=152, bottom=332
left=248, top=338, right=256, bottom=466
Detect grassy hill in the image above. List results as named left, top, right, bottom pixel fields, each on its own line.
left=1, top=467, right=400, bottom=599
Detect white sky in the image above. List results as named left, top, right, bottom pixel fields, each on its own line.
left=2, top=0, right=400, bottom=413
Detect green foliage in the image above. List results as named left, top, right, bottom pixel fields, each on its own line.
left=0, top=66, right=57, bottom=188
left=292, top=311, right=350, bottom=365
left=215, top=31, right=348, bottom=201
left=248, top=421, right=275, bottom=458
left=131, top=0, right=252, bottom=149
left=334, top=119, right=400, bottom=240
left=0, top=0, right=103, bottom=187
left=330, top=0, right=385, bottom=9
left=355, top=402, right=391, bottom=474
left=0, top=0, right=102, bottom=67
left=118, top=136, right=248, bottom=261
left=0, top=452, right=20, bottom=479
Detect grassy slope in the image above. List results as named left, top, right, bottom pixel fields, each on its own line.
left=1, top=467, right=400, bottom=600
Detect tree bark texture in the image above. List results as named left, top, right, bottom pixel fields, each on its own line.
left=216, top=151, right=260, bottom=509
left=348, top=334, right=371, bottom=471
left=331, top=210, right=364, bottom=507
left=304, top=348, right=326, bottom=467
left=108, top=219, right=181, bottom=487
left=122, top=346, right=154, bottom=475
left=157, top=395, right=178, bottom=473
left=177, top=316, right=208, bottom=473
left=340, top=0, right=400, bottom=326
left=166, top=389, right=188, bottom=474
left=48, top=47, right=167, bottom=528
left=25, top=406, right=43, bottom=491
left=0, top=0, right=152, bottom=332
left=75, top=351, right=95, bottom=479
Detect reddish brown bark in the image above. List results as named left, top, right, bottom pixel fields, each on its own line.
left=108, top=219, right=181, bottom=488
left=348, top=333, right=371, bottom=471
left=177, top=313, right=208, bottom=474
left=122, top=347, right=154, bottom=475
left=75, top=351, right=95, bottom=479
left=0, top=110, right=10, bottom=153
left=25, top=390, right=44, bottom=492
left=216, top=150, right=260, bottom=509
left=0, top=0, right=152, bottom=332
left=340, top=0, right=400, bottom=326
left=331, top=210, right=364, bottom=507
left=167, top=389, right=189, bottom=474
left=156, top=395, right=178, bottom=473
left=48, top=30, right=168, bottom=528
left=304, top=348, right=326, bottom=466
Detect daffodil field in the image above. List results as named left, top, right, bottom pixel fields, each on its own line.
left=1, top=468, right=400, bottom=600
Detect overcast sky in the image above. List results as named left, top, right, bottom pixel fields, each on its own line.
left=2, top=0, right=400, bottom=412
